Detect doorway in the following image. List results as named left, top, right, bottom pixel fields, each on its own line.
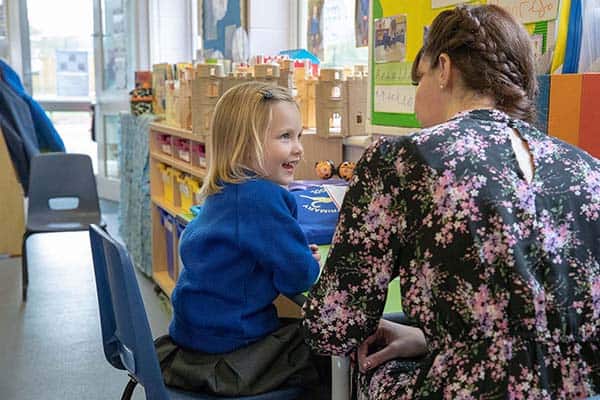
left=17, top=0, right=141, bottom=200
left=23, top=0, right=97, bottom=170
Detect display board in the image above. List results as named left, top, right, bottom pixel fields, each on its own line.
left=367, top=0, right=561, bottom=135
left=200, top=0, right=247, bottom=60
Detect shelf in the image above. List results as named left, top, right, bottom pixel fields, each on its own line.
left=343, top=135, right=372, bottom=148
left=149, top=122, right=206, bottom=142
left=152, top=195, right=181, bottom=215
left=153, top=270, right=175, bottom=297
left=150, top=150, right=207, bottom=177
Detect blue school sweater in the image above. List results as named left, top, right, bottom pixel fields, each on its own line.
left=169, top=178, right=320, bottom=354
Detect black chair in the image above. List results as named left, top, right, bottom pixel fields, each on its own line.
left=22, top=152, right=104, bottom=301
left=88, top=224, right=303, bottom=400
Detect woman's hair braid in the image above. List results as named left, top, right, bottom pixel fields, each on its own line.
left=415, top=5, right=538, bottom=124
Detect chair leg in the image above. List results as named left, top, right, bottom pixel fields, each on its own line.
left=120, top=377, right=137, bottom=400
left=21, top=231, right=33, bottom=302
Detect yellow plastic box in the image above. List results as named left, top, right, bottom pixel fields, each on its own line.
left=157, top=163, right=173, bottom=203
left=178, top=174, right=192, bottom=211
left=166, top=167, right=182, bottom=205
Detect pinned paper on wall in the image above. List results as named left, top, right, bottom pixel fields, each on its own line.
left=200, top=0, right=247, bottom=60
left=374, top=62, right=413, bottom=85
left=487, top=0, right=559, bottom=24
left=431, top=0, right=469, bottom=9
left=374, top=85, right=416, bottom=114
left=374, top=15, right=407, bottom=63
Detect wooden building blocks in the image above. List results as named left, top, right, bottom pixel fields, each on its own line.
left=191, top=64, right=225, bottom=136
left=315, top=68, right=347, bottom=138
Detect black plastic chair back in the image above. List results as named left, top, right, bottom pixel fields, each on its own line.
left=27, top=153, right=101, bottom=231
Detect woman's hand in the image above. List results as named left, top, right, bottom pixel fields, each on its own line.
left=357, top=319, right=427, bottom=373
left=309, top=244, right=321, bottom=263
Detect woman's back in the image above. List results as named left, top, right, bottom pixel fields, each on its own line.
left=304, top=108, right=600, bottom=398
left=405, top=108, right=599, bottom=396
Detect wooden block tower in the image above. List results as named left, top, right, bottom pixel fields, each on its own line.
left=152, top=63, right=173, bottom=117
left=253, top=64, right=280, bottom=85
left=345, top=72, right=368, bottom=136
left=295, top=65, right=317, bottom=128
left=315, top=68, right=347, bottom=138
left=191, top=63, right=225, bottom=137
left=222, top=71, right=252, bottom=94
left=278, top=59, right=295, bottom=93
left=175, top=64, right=193, bottom=130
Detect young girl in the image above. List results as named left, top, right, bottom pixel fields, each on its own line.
left=155, top=82, right=322, bottom=397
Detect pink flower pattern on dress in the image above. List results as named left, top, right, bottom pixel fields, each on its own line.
left=303, top=109, right=600, bottom=399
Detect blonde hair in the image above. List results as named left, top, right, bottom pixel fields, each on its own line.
left=199, top=81, right=297, bottom=200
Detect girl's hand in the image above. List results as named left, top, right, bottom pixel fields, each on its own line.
left=309, top=244, right=321, bottom=263
left=357, top=319, right=427, bottom=373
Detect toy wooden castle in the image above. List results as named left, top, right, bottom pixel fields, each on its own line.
left=152, top=61, right=368, bottom=140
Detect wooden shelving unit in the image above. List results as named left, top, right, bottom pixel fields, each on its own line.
left=147, top=121, right=345, bottom=318
left=149, top=121, right=208, bottom=297
left=0, top=129, right=25, bottom=256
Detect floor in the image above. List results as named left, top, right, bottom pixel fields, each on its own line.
left=0, top=200, right=171, bottom=399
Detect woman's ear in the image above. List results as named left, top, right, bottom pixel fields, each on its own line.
left=437, top=53, right=451, bottom=89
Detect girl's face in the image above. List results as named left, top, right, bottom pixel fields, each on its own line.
left=414, top=56, right=445, bottom=128
left=261, top=101, right=303, bottom=186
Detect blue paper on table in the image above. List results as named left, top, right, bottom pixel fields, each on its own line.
left=290, top=185, right=341, bottom=245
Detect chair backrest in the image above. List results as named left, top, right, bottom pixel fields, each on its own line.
left=89, top=224, right=170, bottom=400
left=28, top=153, right=101, bottom=222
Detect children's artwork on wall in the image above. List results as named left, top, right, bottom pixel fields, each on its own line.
left=431, top=0, right=470, bottom=8
left=200, top=0, right=247, bottom=60
left=374, top=15, right=407, bottom=63
left=307, top=0, right=324, bottom=60
left=368, top=0, right=563, bottom=133
left=355, top=0, right=369, bottom=47
left=487, top=0, right=559, bottom=24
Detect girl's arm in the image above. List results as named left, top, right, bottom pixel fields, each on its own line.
left=239, top=182, right=320, bottom=296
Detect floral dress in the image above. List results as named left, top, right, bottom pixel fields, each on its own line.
left=303, top=109, right=600, bottom=399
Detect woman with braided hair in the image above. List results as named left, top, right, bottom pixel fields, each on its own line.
left=303, top=4, right=600, bottom=399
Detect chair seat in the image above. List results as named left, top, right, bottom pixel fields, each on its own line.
left=167, top=386, right=303, bottom=400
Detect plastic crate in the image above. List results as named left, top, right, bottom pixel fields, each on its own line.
left=158, top=207, right=175, bottom=279
left=176, top=220, right=187, bottom=277
left=191, top=142, right=207, bottom=168
left=174, top=138, right=191, bottom=162
left=157, top=134, right=172, bottom=155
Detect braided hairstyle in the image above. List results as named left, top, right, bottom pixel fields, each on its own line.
left=412, top=5, right=538, bottom=124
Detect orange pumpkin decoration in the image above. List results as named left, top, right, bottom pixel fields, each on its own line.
left=315, top=160, right=336, bottom=179
left=338, top=161, right=356, bottom=181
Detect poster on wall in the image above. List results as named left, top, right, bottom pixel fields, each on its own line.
left=307, top=0, right=324, bottom=60
left=201, top=0, right=247, bottom=60
left=368, top=0, right=562, bottom=134
left=355, top=0, right=369, bottom=47
left=487, top=0, right=559, bottom=24
left=374, top=15, right=407, bottom=63
left=56, top=50, right=89, bottom=97
left=431, top=0, right=470, bottom=9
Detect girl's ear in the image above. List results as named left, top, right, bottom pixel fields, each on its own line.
left=437, top=53, right=451, bottom=89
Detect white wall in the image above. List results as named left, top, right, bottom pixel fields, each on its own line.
left=149, top=0, right=193, bottom=65
left=247, top=0, right=296, bottom=57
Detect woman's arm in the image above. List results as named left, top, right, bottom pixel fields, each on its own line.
left=303, top=138, right=413, bottom=355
